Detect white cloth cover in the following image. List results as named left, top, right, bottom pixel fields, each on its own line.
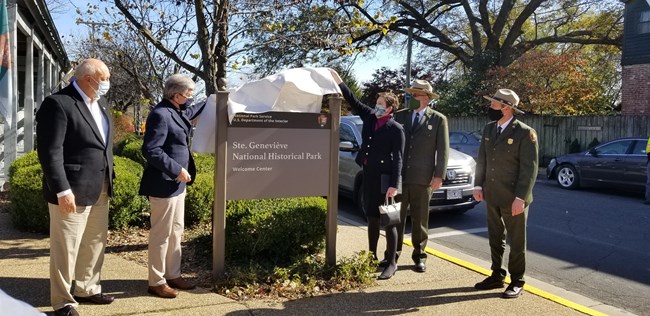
left=191, top=67, right=341, bottom=154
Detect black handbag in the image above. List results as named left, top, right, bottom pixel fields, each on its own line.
left=379, top=197, right=401, bottom=227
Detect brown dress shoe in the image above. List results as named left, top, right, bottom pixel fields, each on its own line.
left=148, top=284, right=178, bottom=298
left=74, top=293, right=115, bottom=304
left=167, top=277, right=196, bottom=290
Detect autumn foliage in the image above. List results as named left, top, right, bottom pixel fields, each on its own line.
left=112, top=111, right=136, bottom=146
left=482, top=50, right=614, bottom=116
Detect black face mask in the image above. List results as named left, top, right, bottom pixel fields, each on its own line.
left=487, top=108, right=504, bottom=121
left=180, top=97, right=194, bottom=111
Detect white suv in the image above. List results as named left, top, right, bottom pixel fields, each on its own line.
left=338, top=116, right=479, bottom=216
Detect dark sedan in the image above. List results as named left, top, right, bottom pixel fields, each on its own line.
left=546, top=137, right=647, bottom=190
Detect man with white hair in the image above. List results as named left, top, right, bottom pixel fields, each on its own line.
left=472, top=89, right=538, bottom=299
left=36, top=58, right=115, bottom=316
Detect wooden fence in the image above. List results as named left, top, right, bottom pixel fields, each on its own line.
left=448, top=115, right=650, bottom=166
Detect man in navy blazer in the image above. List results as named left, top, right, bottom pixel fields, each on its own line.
left=36, top=58, right=115, bottom=316
left=139, top=74, right=206, bottom=299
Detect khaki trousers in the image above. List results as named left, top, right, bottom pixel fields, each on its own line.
left=49, top=181, right=109, bottom=310
left=148, top=190, right=186, bottom=286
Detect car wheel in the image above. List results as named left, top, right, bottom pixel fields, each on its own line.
left=354, top=181, right=368, bottom=221
left=556, top=164, right=579, bottom=189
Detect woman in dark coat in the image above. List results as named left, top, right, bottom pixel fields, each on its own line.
left=330, top=70, right=405, bottom=279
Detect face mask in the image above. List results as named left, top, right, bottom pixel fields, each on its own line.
left=91, top=77, right=110, bottom=96
left=180, top=97, right=194, bottom=110
left=375, top=105, right=386, bottom=117
left=407, top=97, right=420, bottom=110
left=487, top=107, right=504, bottom=121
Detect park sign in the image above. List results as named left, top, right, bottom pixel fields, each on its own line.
left=212, top=87, right=342, bottom=279
left=226, top=112, right=331, bottom=200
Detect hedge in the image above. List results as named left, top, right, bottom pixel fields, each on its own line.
left=113, top=133, right=143, bottom=157
left=120, top=139, right=146, bottom=167
left=225, top=197, right=327, bottom=266
left=185, top=171, right=214, bottom=227
left=8, top=150, right=39, bottom=179
left=8, top=164, right=48, bottom=233
left=110, top=156, right=150, bottom=229
left=8, top=153, right=150, bottom=233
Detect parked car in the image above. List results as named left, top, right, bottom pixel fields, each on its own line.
left=450, top=131, right=481, bottom=159
left=338, top=116, right=479, bottom=216
left=546, top=137, right=647, bottom=190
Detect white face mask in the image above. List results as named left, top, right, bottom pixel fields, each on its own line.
left=375, top=104, right=387, bottom=117
left=91, top=77, right=110, bottom=96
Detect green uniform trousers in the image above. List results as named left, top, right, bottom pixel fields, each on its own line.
left=486, top=203, right=528, bottom=283
left=397, top=183, right=432, bottom=263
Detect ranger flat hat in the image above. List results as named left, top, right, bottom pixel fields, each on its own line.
left=483, top=88, right=524, bottom=114
left=404, top=79, right=440, bottom=99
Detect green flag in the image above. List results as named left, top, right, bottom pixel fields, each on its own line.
left=0, top=0, right=13, bottom=125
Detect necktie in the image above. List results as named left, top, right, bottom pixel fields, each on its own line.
left=413, top=112, right=420, bottom=128
left=497, top=126, right=502, bottom=136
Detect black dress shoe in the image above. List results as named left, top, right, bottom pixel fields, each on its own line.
left=474, top=275, right=505, bottom=290
left=414, top=262, right=426, bottom=273
left=54, top=305, right=79, bottom=316
left=74, top=293, right=115, bottom=305
left=502, top=282, right=525, bottom=299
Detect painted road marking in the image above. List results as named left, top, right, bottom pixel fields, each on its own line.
left=428, top=227, right=488, bottom=238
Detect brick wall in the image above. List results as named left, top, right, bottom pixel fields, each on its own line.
left=622, top=64, right=650, bottom=114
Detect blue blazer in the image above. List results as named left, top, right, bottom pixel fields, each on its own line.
left=139, top=99, right=205, bottom=198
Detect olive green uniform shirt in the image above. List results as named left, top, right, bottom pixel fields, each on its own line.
left=475, top=119, right=539, bottom=207
left=394, top=107, right=449, bottom=185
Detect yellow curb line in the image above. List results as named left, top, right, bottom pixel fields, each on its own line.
left=403, top=240, right=607, bottom=316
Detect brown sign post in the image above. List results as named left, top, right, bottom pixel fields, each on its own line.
left=212, top=88, right=342, bottom=279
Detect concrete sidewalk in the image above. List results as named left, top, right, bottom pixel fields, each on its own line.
left=0, top=212, right=628, bottom=316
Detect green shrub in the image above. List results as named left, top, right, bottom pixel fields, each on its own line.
left=110, top=156, right=150, bottom=229
left=121, top=139, right=146, bottom=166
left=114, top=133, right=142, bottom=156
left=587, top=137, right=600, bottom=149
left=8, top=154, right=150, bottom=233
left=8, top=164, right=48, bottom=233
left=568, top=138, right=581, bottom=153
left=225, top=197, right=327, bottom=267
left=193, top=153, right=215, bottom=174
left=8, top=150, right=39, bottom=179
left=185, top=172, right=214, bottom=227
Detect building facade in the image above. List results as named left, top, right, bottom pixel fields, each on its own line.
left=0, top=0, right=68, bottom=186
left=621, top=0, right=650, bottom=114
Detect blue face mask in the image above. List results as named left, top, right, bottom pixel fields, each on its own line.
left=91, top=77, right=110, bottom=96
left=375, top=105, right=386, bottom=117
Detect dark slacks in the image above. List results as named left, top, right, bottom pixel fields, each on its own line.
left=486, top=202, right=528, bottom=283
left=397, top=183, right=432, bottom=263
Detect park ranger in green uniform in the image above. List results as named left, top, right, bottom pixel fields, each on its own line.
left=390, top=80, right=449, bottom=273
left=473, top=89, right=538, bottom=299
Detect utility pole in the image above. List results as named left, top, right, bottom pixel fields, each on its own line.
left=76, top=19, right=111, bottom=57
left=405, top=26, right=413, bottom=107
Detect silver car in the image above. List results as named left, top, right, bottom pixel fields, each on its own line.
left=338, top=116, right=479, bottom=216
